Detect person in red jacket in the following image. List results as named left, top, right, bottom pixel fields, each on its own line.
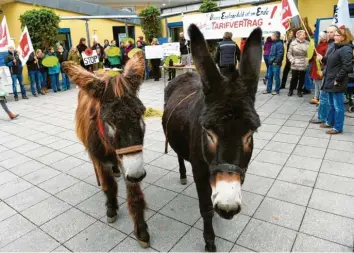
left=309, top=32, right=328, bottom=104
left=240, top=38, right=247, bottom=52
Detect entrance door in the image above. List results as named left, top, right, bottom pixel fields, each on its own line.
left=112, top=26, right=135, bottom=45
left=57, top=28, right=72, bottom=51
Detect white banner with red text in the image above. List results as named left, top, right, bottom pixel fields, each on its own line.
left=182, top=4, right=286, bottom=40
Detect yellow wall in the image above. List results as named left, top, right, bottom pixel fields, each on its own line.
left=0, top=2, right=143, bottom=84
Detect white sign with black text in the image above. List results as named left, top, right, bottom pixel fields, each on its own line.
left=82, top=50, right=99, bottom=66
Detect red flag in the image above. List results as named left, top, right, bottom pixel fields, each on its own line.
left=281, top=0, right=299, bottom=30
left=0, top=16, right=10, bottom=50
left=17, top=26, right=34, bottom=65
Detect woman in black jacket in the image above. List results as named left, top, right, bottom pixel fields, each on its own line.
left=320, top=27, right=353, bottom=134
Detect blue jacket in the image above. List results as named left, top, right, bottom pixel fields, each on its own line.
left=46, top=53, right=60, bottom=75
left=5, top=50, right=23, bottom=75
left=269, top=40, right=284, bottom=66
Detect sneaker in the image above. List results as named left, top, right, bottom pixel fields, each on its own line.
left=302, top=89, right=311, bottom=94
left=326, top=129, right=341, bottom=134
left=309, top=98, right=319, bottom=104
left=14, top=96, right=18, bottom=101
left=320, top=123, right=332, bottom=128
left=263, top=90, right=271, bottom=94
left=288, top=90, right=293, bottom=96
left=33, top=94, right=38, bottom=97
left=22, top=96, right=29, bottom=99
left=309, top=119, right=323, bottom=124
left=272, top=92, right=279, bottom=95
left=263, top=78, right=267, bottom=85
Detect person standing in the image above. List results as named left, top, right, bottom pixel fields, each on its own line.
left=310, top=25, right=338, bottom=124
left=263, top=31, right=284, bottom=95
left=57, top=45, right=70, bottom=90
left=137, top=36, right=147, bottom=47
left=281, top=29, right=295, bottom=89
left=0, top=93, right=18, bottom=120
left=76, top=38, right=88, bottom=70
left=179, top=32, right=191, bottom=66
left=287, top=30, right=309, bottom=97
left=68, top=46, right=81, bottom=65
left=46, top=47, right=61, bottom=92
left=309, top=32, right=328, bottom=104
left=5, top=46, right=28, bottom=101
left=106, top=40, right=123, bottom=69
left=263, top=36, right=273, bottom=84
left=27, top=51, right=43, bottom=96
left=320, top=27, right=353, bottom=134
left=150, top=38, right=161, bottom=81
left=124, top=40, right=134, bottom=64
left=36, top=49, right=48, bottom=94
left=215, top=32, right=241, bottom=73
left=137, top=40, right=150, bottom=80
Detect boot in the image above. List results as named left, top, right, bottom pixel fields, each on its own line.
left=287, top=90, right=293, bottom=96
left=8, top=112, right=19, bottom=120
left=22, top=95, right=29, bottom=99
left=297, top=91, right=303, bottom=97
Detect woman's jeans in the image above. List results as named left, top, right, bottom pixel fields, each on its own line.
left=264, top=55, right=270, bottom=80
left=29, top=70, right=41, bottom=95
left=313, top=79, right=322, bottom=100
left=318, top=91, right=329, bottom=122
left=11, top=74, right=26, bottom=98
left=326, top=92, right=345, bottom=132
left=50, top=73, right=60, bottom=92
left=40, top=71, right=47, bottom=88
left=61, top=72, right=71, bottom=90
left=304, top=64, right=314, bottom=90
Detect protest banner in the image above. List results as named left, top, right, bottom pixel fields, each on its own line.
left=182, top=4, right=285, bottom=40
left=82, top=49, right=99, bottom=66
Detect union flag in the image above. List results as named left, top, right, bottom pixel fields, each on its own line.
left=17, top=26, right=34, bottom=65
left=0, top=16, right=10, bottom=50
left=281, top=0, right=299, bottom=30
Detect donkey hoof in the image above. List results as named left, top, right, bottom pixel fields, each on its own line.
left=205, top=242, right=216, bottom=252
left=137, top=239, right=150, bottom=249
left=112, top=172, right=121, bottom=178
left=180, top=178, right=187, bottom=185
left=107, top=215, right=117, bottom=223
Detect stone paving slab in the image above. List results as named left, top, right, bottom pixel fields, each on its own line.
left=1, top=79, right=354, bottom=252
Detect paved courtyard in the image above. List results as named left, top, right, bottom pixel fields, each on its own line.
left=1, top=79, right=354, bottom=252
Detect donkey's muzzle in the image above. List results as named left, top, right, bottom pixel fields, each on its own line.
left=120, top=151, right=146, bottom=183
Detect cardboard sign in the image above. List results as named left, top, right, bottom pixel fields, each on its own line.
left=162, top=42, right=181, bottom=57
left=145, top=45, right=164, bottom=59
left=0, top=66, right=19, bottom=94
left=183, top=4, right=285, bottom=39
left=82, top=50, right=99, bottom=66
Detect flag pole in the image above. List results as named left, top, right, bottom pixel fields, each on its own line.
left=297, top=15, right=319, bottom=55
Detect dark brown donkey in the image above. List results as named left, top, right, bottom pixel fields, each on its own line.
left=62, top=51, right=150, bottom=248
left=162, top=24, right=262, bottom=252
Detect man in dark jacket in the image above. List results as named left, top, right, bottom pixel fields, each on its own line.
left=5, top=46, right=28, bottom=101
left=179, top=32, right=191, bottom=67
left=264, top=31, right=284, bottom=95
left=310, top=25, right=337, bottom=124
left=215, top=31, right=241, bottom=72
left=27, top=52, right=43, bottom=97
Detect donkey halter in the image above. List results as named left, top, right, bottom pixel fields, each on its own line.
left=96, top=108, right=143, bottom=156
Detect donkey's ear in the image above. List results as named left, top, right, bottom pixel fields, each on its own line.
left=123, top=50, right=145, bottom=94
left=188, top=24, right=222, bottom=94
left=62, top=61, right=106, bottom=99
left=239, top=28, right=263, bottom=99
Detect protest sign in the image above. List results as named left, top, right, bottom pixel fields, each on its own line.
left=145, top=45, right=164, bottom=59
left=183, top=4, right=285, bottom=39
left=162, top=42, right=180, bottom=56
left=82, top=49, right=99, bottom=66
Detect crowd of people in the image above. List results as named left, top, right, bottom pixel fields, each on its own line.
left=263, top=25, right=353, bottom=134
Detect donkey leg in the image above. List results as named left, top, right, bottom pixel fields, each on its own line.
left=178, top=156, right=187, bottom=185
left=126, top=182, right=150, bottom=248
left=112, top=165, right=121, bottom=178
left=98, top=163, right=119, bottom=223
left=194, top=169, right=216, bottom=252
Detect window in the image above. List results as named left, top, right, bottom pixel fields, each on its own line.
left=120, top=6, right=136, bottom=13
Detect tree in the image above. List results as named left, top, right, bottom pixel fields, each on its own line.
left=139, top=6, right=162, bottom=43
left=199, top=0, right=220, bottom=13
left=199, top=0, right=220, bottom=56
left=20, top=8, right=60, bottom=50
